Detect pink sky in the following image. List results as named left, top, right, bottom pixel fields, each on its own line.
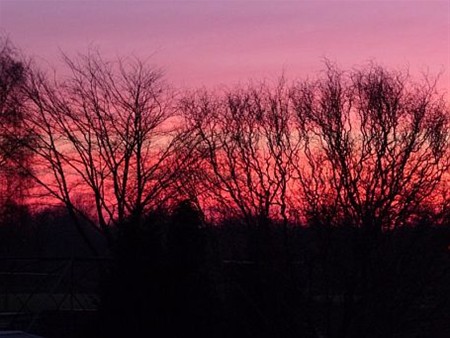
left=0, top=0, right=449, bottom=93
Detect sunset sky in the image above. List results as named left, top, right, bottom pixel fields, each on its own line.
left=0, top=0, right=449, bottom=92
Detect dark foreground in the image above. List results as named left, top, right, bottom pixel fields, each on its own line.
left=1, top=224, right=449, bottom=338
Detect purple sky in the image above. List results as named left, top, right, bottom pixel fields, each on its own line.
left=0, top=0, right=449, bottom=93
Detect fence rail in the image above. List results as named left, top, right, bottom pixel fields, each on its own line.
left=0, top=257, right=111, bottom=333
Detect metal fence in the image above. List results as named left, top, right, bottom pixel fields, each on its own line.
left=0, top=257, right=110, bottom=335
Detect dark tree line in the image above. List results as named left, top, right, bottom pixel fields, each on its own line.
left=1, top=41, right=448, bottom=245
left=0, top=39, right=449, bottom=338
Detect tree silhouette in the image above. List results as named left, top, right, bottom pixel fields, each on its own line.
left=0, top=38, right=35, bottom=210
left=0, top=38, right=35, bottom=248
left=291, top=63, right=449, bottom=231
left=13, top=51, right=198, bottom=252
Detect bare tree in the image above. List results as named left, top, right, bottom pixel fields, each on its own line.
left=180, top=81, right=297, bottom=230
left=291, top=63, right=450, bottom=231
left=15, top=51, right=193, bottom=252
